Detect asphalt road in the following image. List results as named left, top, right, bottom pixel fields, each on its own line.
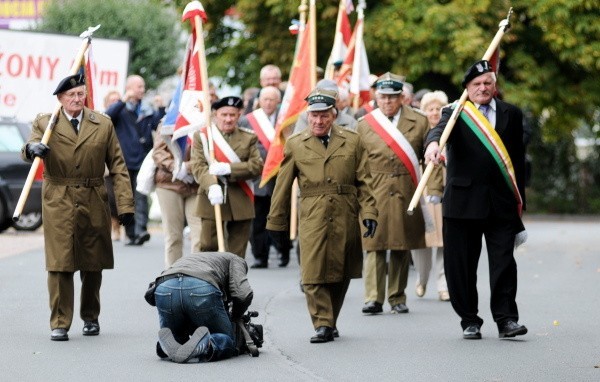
left=0, top=218, right=599, bottom=381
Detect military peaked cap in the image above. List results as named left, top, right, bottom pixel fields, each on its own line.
left=305, top=88, right=338, bottom=112
left=374, top=72, right=404, bottom=95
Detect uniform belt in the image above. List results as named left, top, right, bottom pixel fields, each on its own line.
left=300, top=184, right=357, bottom=198
left=44, top=176, right=104, bottom=187
left=155, top=272, right=187, bottom=286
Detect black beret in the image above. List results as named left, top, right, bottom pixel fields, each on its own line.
left=53, top=73, right=85, bottom=95
left=211, top=96, right=243, bottom=110
left=461, top=60, right=492, bottom=88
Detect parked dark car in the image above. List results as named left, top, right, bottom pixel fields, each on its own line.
left=0, top=117, right=43, bottom=233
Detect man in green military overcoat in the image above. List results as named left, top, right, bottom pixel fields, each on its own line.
left=22, top=73, right=134, bottom=341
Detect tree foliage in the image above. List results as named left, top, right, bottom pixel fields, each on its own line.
left=173, top=0, right=598, bottom=213
left=36, top=0, right=182, bottom=89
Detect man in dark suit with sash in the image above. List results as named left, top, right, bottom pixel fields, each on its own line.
left=424, top=60, right=527, bottom=340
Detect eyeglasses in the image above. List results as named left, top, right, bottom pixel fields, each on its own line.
left=63, top=91, right=86, bottom=100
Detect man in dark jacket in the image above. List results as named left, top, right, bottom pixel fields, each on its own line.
left=424, top=60, right=527, bottom=340
left=150, top=252, right=253, bottom=363
left=105, top=74, right=165, bottom=246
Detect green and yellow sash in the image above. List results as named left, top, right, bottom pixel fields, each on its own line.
left=459, top=101, right=523, bottom=216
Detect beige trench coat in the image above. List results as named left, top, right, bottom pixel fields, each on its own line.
left=22, top=107, right=134, bottom=271
left=190, top=127, right=263, bottom=221
left=357, top=105, right=436, bottom=251
left=267, top=125, right=378, bottom=284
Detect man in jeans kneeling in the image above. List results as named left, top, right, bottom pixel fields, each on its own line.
left=149, top=252, right=253, bottom=363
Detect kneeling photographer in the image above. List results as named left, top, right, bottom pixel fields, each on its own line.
left=145, top=251, right=259, bottom=363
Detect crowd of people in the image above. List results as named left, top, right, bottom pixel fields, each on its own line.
left=22, top=57, right=528, bottom=361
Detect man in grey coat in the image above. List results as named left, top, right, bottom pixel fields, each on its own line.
left=150, top=252, right=253, bottom=363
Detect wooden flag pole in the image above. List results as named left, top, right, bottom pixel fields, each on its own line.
left=351, top=4, right=365, bottom=110
left=407, top=8, right=513, bottom=215
left=12, top=25, right=100, bottom=222
left=192, top=13, right=226, bottom=251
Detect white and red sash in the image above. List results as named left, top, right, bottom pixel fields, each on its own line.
left=365, top=108, right=421, bottom=185
left=364, top=108, right=433, bottom=230
left=245, top=108, right=275, bottom=151
left=200, top=125, right=254, bottom=201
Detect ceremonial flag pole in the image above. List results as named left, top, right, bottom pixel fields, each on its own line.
left=182, top=1, right=225, bottom=251
left=289, top=0, right=317, bottom=240
left=407, top=8, right=514, bottom=214
left=12, top=25, right=100, bottom=222
left=350, top=0, right=370, bottom=110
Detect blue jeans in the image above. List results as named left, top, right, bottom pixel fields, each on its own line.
left=155, top=276, right=236, bottom=361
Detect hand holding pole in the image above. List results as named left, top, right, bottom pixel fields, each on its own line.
left=407, top=8, right=513, bottom=215
left=13, top=25, right=100, bottom=221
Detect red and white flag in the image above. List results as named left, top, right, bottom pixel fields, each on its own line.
left=336, top=5, right=370, bottom=106
left=162, top=1, right=209, bottom=169
left=325, top=0, right=353, bottom=80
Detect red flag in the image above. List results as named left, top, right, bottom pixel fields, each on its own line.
left=325, top=0, right=353, bottom=80
left=162, top=1, right=209, bottom=168
left=337, top=8, right=370, bottom=107
left=348, top=15, right=371, bottom=107
left=82, top=45, right=95, bottom=109
left=259, top=23, right=313, bottom=187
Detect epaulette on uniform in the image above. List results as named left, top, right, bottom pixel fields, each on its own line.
left=238, top=127, right=256, bottom=135
left=34, top=112, right=51, bottom=122
left=91, top=110, right=111, bottom=121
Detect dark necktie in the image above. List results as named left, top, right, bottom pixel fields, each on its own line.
left=320, top=135, right=329, bottom=148
left=70, top=118, right=79, bottom=134
left=478, top=104, right=490, bottom=121
left=388, top=116, right=394, bottom=122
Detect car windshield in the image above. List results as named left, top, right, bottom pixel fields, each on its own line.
left=0, top=124, right=25, bottom=152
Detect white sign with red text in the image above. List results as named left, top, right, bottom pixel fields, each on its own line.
left=0, top=29, right=129, bottom=122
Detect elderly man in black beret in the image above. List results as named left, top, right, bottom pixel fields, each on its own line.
left=424, top=60, right=527, bottom=340
left=190, top=96, right=263, bottom=258
left=22, top=73, right=134, bottom=341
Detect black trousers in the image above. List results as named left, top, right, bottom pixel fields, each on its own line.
left=250, top=195, right=290, bottom=263
left=250, top=195, right=271, bottom=263
left=443, top=216, right=519, bottom=330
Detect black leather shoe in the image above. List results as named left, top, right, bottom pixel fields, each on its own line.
left=463, top=325, right=482, bottom=339
left=278, top=253, right=290, bottom=267
left=50, top=328, right=68, bottom=341
left=391, top=303, right=409, bottom=314
left=82, top=321, right=100, bottom=336
left=134, top=231, right=151, bottom=246
left=250, top=261, right=268, bottom=269
left=125, top=237, right=137, bottom=246
left=310, top=326, right=334, bottom=343
left=332, top=327, right=339, bottom=338
left=498, top=320, right=527, bottom=338
left=362, top=301, right=383, bottom=314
